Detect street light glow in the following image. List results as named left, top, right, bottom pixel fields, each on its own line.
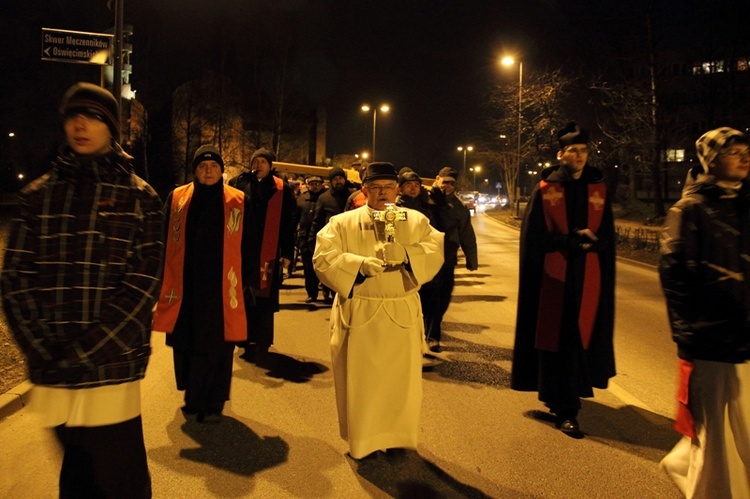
left=501, top=54, right=523, bottom=217
left=361, top=103, right=390, bottom=161
left=457, top=145, right=474, bottom=178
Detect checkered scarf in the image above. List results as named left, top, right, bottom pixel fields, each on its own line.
left=695, top=127, right=746, bottom=173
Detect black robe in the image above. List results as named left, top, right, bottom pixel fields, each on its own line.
left=511, top=164, right=616, bottom=400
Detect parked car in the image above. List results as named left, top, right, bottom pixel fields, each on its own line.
left=459, top=193, right=477, bottom=213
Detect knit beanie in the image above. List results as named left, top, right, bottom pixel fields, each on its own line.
left=695, top=127, right=748, bottom=173
left=251, top=148, right=276, bottom=169
left=329, top=167, right=346, bottom=181
left=60, top=82, right=120, bottom=141
left=398, top=170, right=422, bottom=186
left=557, top=122, right=589, bottom=149
left=192, top=144, right=224, bottom=171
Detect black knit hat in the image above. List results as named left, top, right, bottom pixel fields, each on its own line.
left=192, top=145, right=224, bottom=171
left=438, top=167, right=458, bottom=182
left=398, top=170, right=422, bottom=186
left=60, top=82, right=120, bottom=140
left=329, top=167, right=346, bottom=181
left=251, top=148, right=275, bottom=169
left=557, top=122, right=589, bottom=149
left=363, top=162, right=398, bottom=182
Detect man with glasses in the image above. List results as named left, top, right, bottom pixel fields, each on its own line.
left=313, top=162, right=444, bottom=460
left=659, top=128, right=750, bottom=497
left=512, top=122, right=616, bottom=438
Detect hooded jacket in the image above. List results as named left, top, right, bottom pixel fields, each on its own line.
left=659, top=170, right=750, bottom=363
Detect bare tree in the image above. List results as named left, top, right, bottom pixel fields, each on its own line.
left=484, top=68, right=577, bottom=207
left=171, top=72, right=246, bottom=185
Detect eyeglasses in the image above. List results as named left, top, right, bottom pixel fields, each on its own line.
left=441, top=180, right=456, bottom=185
left=365, top=184, right=397, bottom=193
left=307, top=180, right=322, bottom=185
left=719, top=149, right=750, bottom=159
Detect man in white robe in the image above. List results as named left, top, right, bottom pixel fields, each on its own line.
left=313, top=162, right=444, bottom=459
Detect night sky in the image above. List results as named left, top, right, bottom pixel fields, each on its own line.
left=2, top=0, right=748, bottom=181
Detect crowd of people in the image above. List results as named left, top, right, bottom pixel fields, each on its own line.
left=1, top=82, right=748, bottom=498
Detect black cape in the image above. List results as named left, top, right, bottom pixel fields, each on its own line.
left=511, top=164, right=616, bottom=394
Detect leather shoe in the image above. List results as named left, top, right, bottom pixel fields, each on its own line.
left=428, top=340, right=442, bottom=353
left=557, top=418, right=582, bottom=437
left=305, top=296, right=316, bottom=303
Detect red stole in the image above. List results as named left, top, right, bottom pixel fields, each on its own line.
left=153, top=182, right=248, bottom=342
left=535, top=180, right=606, bottom=351
left=257, top=176, right=284, bottom=298
left=673, top=359, right=697, bottom=438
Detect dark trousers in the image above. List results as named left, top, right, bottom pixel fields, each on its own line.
left=55, top=416, right=151, bottom=499
left=422, top=265, right=455, bottom=342
left=537, top=309, right=592, bottom=419
left=174, top=344, right=235, bottom=414
left=301, top=250, right=319, bottom=299
left=247, top=306, right=275, bottom=348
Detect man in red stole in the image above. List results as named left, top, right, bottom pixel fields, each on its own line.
left=153, top=145, right=258, bottom=422
left=511, top=122, right=616, bottom=437
left=230, top=148, right=296, bottom=364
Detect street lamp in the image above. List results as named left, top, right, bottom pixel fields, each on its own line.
left=469, top=165, right=481, bottom=190
left=501, top=56, right=523, bottom=217
left=361, top=104, right=390, bottom=161
left=457, top=145, right=474, bottom=178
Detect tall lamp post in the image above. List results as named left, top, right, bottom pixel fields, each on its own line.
left=457, top=145, right=473, bottom=178
left=469, top=165, right=481, bottom=190
left=361, top=104, right=390, bottom=161
left=501, top=56, right=523, bottom=217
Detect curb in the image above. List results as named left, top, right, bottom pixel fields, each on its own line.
left=0, top=380, right=33, bottom=422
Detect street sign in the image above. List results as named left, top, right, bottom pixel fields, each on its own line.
left=41, top=28, right=113, bottom=65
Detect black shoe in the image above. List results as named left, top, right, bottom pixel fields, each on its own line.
left=557, top=418, right=583, bottom=438
left=428, top=340, right=442, bottom=353
left=305, top=296, right=317, bottom=303
left=239, top=349, right=255, bottom=362
left=181, top=405, right=199, bottom=417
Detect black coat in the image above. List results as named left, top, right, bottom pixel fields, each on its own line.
left=308, top=183, right=357, bottom=247
left=428, top=189, right=478, bottom=269
left=166, top=181, right=257, bottom=353
left=229, top=171, right=296, bottom=312
left=659, top=172, right=750, bottom=363
left=511, top=164, right=616, bottom=392
left=294, top=187, right=325, bottom=254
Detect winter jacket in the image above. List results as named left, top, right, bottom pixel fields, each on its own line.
left=659, top=172, right=750, bottom=363
left=1, top=146, right=164, bottom=387
left=428, top=189, right=478, bottom=269
left=294, top=187, right=325, bottom=254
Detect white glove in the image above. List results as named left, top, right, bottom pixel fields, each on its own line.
left=382, top=242, right=406, bottom=265
left=360, top=257, right=385, bottom=277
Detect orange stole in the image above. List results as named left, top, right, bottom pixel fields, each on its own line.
left=152, top=183, right=248, bottom=342
left=535, top=180, right=606, bottom=351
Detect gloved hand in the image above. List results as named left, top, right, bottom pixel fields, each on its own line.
left=382, top=242, right=407, bottom=265
left=360, top=257, right=385, bottom=277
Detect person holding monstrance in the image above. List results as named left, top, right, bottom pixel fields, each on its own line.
left=313, top=162, right=444, bottom=460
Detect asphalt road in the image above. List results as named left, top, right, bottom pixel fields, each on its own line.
left=0, top=212, right=682, bottom=498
